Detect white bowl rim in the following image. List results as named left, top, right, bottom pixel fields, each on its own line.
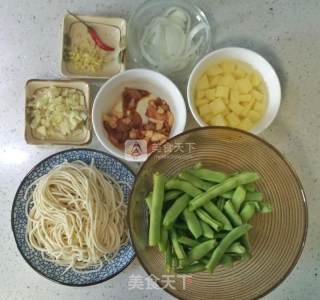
left=93, top=68, right=187, bottom=162
left=187, top=47, right=281, bottom=135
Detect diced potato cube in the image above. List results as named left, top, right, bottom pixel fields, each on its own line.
left=239, top=118, right=254, bottom=131
left=196, top=97, right=210, bottom=107
left=226, top=112, right=241, bottom=127
left=219, top=75, right=236, bottom=88
left=237, top=78, right=253, bottom=94
left=233, top=66, right=247, bottom=78
left=207, top=65, right=223, bottom=76
left=221, top=61, right=235, bottom=74
left=197, top=75, right=210, bottom=90
left=241, top=99, right=255, bottom=117
left=251, top=89, right=264, bottom=102
left=209, top=76, right=222, bottom=87
left=216, top=86, right=229, bottom=99
left=198, top=103, right=211, bottom=116
left=254, top=102, right=265, bottom=114
left=229, top=102, right=245, bottom=116
left=197, top=90, right=206, bottom=99
left=205, top=89, right=216, bottom=100
left=210, top=99, right=227, bottom=115
left=239, top=94, right=252, bottom=103
left=214, top=114, right=227, bottom=126
left=251, top=72, right=262, bottom=87
left=248, top=110, right=261, bottom=123
left=230, top=89, right=239, bottom=104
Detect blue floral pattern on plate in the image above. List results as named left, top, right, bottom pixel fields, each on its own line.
left=11, top=149, right=135, bottom=286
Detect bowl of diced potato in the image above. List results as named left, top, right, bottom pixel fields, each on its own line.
left=187, top=47, right=281, bottom=134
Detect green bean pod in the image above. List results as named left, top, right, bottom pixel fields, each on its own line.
left=165, top=243, right=173, bottom=272
left=206, top=224, right=252, bottom=273
left=163, top=194, right=191, bottom=228
left=189, top=172, right=260, bottom=211
left=227, top=242, right=246, bottom=254
left=145, top=192, right=152, bottom=211
left=188, top=239, right=218, bottom=262
left=165, top=178, right=203, bottom=197
left=231, top=185, right=246, bottom=212
left=200, top=221, right=215, bottom=239
left=178, top=236, right=200, bottom=248
left=246, top=192, right=263, bottom=201
left=178, top=171, right=212, bottom=191
left=165, top=190, right=183, bottom=202
left=149, top=173, right=166, bottom=246
left=240, top=203, right=256, bottom=223
left=170, top=229, right=187, bottom=260
left=203, top=201, right=233, bottom=230
left=224, top=200, right=243, bottom=226
left=158, top=227, right=168, bottom=252
left=175, top=263, right=206, bottom=274
left=195, top=209, right=223, bottom=232
left=244, top=183, right=256, bottom=192
left=183, top=208, right=203, bottom=239
left=188, top=168, right=227, bottom=183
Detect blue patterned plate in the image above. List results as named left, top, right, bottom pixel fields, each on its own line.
left=11, top=149, right=135, bottom=286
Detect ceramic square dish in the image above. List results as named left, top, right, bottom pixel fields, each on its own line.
left=61, top=14, right=126, bottom=79
left=25, top=79, right=92, bottom=145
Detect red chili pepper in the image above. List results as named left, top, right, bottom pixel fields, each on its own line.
left=67, top=11, right=114, bottom=52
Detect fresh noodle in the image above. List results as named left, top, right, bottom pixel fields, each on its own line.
left=25, top=160, right=128, bottom=273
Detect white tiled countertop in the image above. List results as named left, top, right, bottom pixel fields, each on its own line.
left=0, top=0, right=319, bottom=299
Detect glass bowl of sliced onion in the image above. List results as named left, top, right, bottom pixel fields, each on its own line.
left=128, top=0, right=212, bottom=80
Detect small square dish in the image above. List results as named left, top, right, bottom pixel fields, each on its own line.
left=25, top=79, right=92, bottom=145
left=61, top=14, right=126, bottom=79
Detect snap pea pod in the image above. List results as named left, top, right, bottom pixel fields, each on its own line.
left=165, top=190, right=183, bottom=202
left=195, top=209, right=223, bottom=232
left=227, top=242, right=246, bottom=254
left=216, top=197, right=226, bottom=211
left=183, top=208, right=203, bottom=239
left=189, top=172, right=260, bottom=211
left=240, top=203, right=256, bottom=223
left=188, top=239, right=218, bottom=262
left=200, top=220, right=215, bottom=239
left=244, top=183, right=256, bottom=192
left=163, top=194, right=191, bottom=228
left=206, top=224, right=252, bottom=273
left=158, top=227, right=168, bottom=252
left=145, top=192, right=152, bottom=211
left=149, top=173, right=166, bottom=246
left=246, top=192, right=263, bottom=201
left=178, top=171, right=213, bottom=191
left=170, top=229, right=186, bottom=260
left=165, top=179, right=202, bottom=197
left=224, top=200, right=243, bottom=226
left=165, top=243, right=173, bottom=272
left=178, top=236, right=200, bottom=248
left=188, top=168, right=227, bottom=183
left=231, top=185, right=246, bottom=212
left=175, top=263, right=206, bottom=274
left=203, top=201, right=233, bottom=231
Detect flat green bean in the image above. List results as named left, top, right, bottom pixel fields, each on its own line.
left=196, top=209, right=223, bottom=232
left=165, top=179, right=202, bottom=197
left=170, top=229, right=186, bottom=260
left=183, top=208, right=203, bottom=239
left=178, top=171, right=212, bottom=191
left=240, top=203, right=256, bottom=223
left=158, top=227, right=168, bottom=252
left=206, top=224, right=252, bottom=273
left=149, top=173, right=166, bottom=246
left=188, top=240, right=217, bottom=262
left=188, top=168, right=227, bottom=183
left=163, top=194, right=191, bottom=228
left=189, top=172, right=260, bottom=211
left=200, top=221, right=215, bottom=239
left=175, top=263, right=206, bottom=274
left=224, top=200, right=243, bottom=226
left=165, top=190, right=183, bottom=202
left=203, top=201, right=233, bottom=230
left=231, top=185, right=246, bottom=212
left=178, top=236, right=200, bottom=247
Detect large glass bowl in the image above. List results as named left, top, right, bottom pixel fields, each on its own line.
left=128, top=127, right=307, bottom=300
left=127, top=0, right=212, bottom=80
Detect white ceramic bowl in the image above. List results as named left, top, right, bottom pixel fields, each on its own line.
left=93, top=69, right=187, bottom=162
left=187, top=47, right=281, bottom=134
